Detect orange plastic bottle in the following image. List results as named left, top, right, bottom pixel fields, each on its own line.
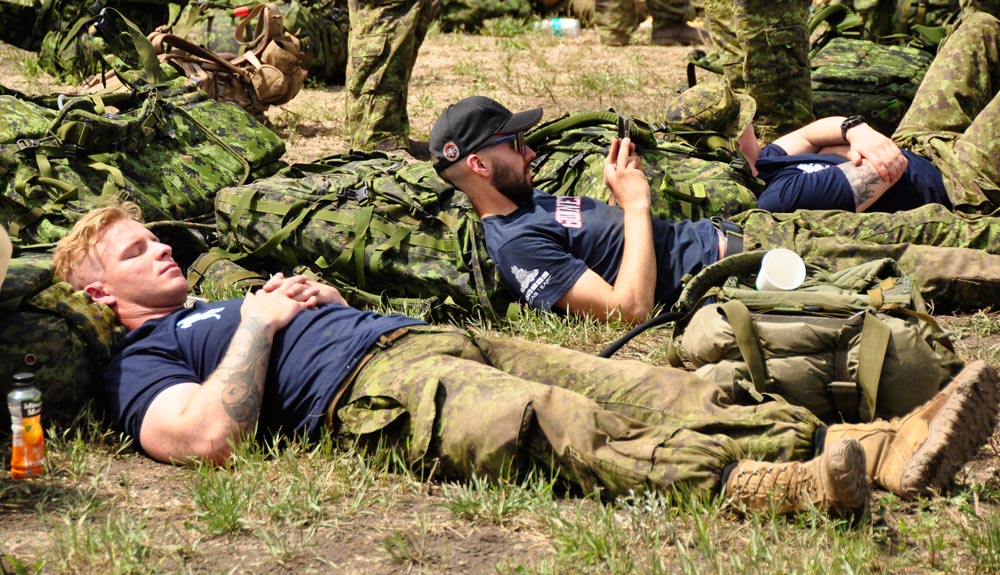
left=8, top=372, right=45, bottom=479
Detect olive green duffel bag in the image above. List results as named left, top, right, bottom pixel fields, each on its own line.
left=668, top=251, right=964, bottom=423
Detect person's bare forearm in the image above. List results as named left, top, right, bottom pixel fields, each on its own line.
left=214, top=318, right=271, bottom=430
left=613, top=201, right=657, bottom=322
left=837, top=159, right=894, bottom=212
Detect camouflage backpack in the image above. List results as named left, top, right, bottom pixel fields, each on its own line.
left=808, top=4, right=938, bottom=136
left=810, top=0, right=963, bottom=41
left=213, top=151, right=512, bottom=322
left=661, top=251, right=963, bottom=424
left=526, top=111, right=761, bottom=222
left=0, top=0, right=174, bottom=83
left=0, top=75, right=286, bottom=268
left=0, top=252, right=126, bottom=432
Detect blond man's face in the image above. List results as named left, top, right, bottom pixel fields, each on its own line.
left=85, top=219, right=189, bottom=310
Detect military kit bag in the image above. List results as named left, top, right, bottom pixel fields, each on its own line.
left=0, top=0, right=173, bottom=82
left=0, top=75, right=286, bottom=266
left=526, top=111, right=761, bottom=222
left=666, top=251, right=963, bottom=424
left=808, top=4, right=938, bottom=136
left=214, top=151, right=512, bottom=321
left=0, top=253, right=125, bottom=432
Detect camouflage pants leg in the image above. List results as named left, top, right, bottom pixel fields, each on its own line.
left=335, top=326, right=822, bottom=497
left=893, top=13, right=1000, bottom=212
left=735, top=204, right=1000, bottom=310
left=346, top=0, right=433, bottom=150
left=702, top=0, right=813, bottom=141
left=646, top=0, right=697, bottom=25
left=593, top=0, right=639, bottom=44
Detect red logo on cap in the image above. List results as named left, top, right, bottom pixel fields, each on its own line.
left=443, top=142, right=460, bottom=161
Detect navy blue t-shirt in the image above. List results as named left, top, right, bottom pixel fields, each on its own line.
left=755, top=144, right=949, bottom=212
left=104, top=299, right=425, bottom=443
left=482, top=191, right=719, bottom=311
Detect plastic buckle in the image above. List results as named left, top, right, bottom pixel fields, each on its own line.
left=15, top=139, right=39, bottom=152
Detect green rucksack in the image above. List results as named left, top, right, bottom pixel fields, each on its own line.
left=808, top=4, right=939, bottom=136
left=664, top=251, right=963, bottom=423
left=0, top=252, right=125, bottom=432
left=0, top=74, right=286, bottom=265
left=810, top=0, right=962, bottom=42
left=213, top=151, right=512, bottom=321
left=0, top=0, right=174, bottom=83
left=527, top=111, right=761, bottom=221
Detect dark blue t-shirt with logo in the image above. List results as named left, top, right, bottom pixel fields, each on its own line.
left=482, top=190, right=719, bottom=311
left=755, top=144, right=950, bottom=212
left=104, top=299, right=424, bottom=443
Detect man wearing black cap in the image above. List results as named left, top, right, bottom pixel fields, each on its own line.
left=430, top=95, right=731, bottom=324
left=431, top=88, right=1000, bottom=322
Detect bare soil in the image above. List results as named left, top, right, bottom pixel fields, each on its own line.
left=2, top=21, right=1000, bottom=575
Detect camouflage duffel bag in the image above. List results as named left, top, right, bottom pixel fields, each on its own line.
left=526, top=111, right=761, bottom=222
left=214, top=151, right=512, bottom=321
left=0, top=76, right=286, bottom=266
left=0, top=252, right=125, bottom=432
left=808, top=4, right=937, bottom=136
left=668, top=251, right=964, bottom=423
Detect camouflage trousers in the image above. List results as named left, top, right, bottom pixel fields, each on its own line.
left=346, top=0, right=434, bottom=151
left=592, top=0, right=695, bottom=43
left=735, top=203, right=1000, bottom=310
left=702, top=0, right=813, bottom=141
left=892, top=12, right=1000, bottom=212
left=333, top=325, right=821, bottom=497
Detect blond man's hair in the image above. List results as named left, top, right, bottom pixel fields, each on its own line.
left=52, top=202, right=144, bottom=288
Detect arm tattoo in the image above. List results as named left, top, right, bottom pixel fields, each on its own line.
left=219, top=317, right=270, bottom=427
left=837, top=162, right=881, bottom=209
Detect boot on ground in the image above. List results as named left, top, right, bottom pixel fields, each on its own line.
left=826, top=360, right=1000, bottom=498
left=724, top=437, right=870, bottom=515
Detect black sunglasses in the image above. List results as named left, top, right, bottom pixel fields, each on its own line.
left=477, top=132, right=524, bottom=155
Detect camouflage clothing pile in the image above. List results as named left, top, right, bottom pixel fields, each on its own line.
left=736, top=203, right=1000, bottom=311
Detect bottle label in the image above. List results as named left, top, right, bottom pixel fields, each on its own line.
left=21, top=400, right=41, bottom=418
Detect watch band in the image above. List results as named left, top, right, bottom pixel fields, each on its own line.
left=841, top=115, right=865, bottom=142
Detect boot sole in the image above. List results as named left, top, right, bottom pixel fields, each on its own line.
left=899, top=360, right=1000, bottom=497
left=826, top=438, right=871, bottom=514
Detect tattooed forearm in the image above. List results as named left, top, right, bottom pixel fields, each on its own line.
left=838, top=161, right=882, bottom=209
left=218, top=317, right=271, bottom=428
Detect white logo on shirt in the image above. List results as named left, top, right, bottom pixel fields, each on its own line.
left=512, top=266, right=552, bottom=304
left=554, top=196, right=583, bottom=229
left=795, top=163, right=831, bottom=174
left=177, top=307, right=225, bottom=329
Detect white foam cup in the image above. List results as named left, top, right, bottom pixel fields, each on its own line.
left=755, top=248, right=806, bottom=291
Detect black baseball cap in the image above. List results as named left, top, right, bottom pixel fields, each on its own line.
left=429, top=96, right=543, bottom=172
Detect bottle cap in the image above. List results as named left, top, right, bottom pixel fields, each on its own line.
left=12, top=372, right=35, bottom=388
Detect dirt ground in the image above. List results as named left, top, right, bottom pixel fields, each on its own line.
left=2, top=17, right=1000, bottom=575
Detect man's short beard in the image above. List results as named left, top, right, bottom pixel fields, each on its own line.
left=491, top=162, right=534, bottom=203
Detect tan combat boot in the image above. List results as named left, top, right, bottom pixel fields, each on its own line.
left=826, top=360, right=1000, bottom=498
left=724, top=438, right=870, bottom=515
